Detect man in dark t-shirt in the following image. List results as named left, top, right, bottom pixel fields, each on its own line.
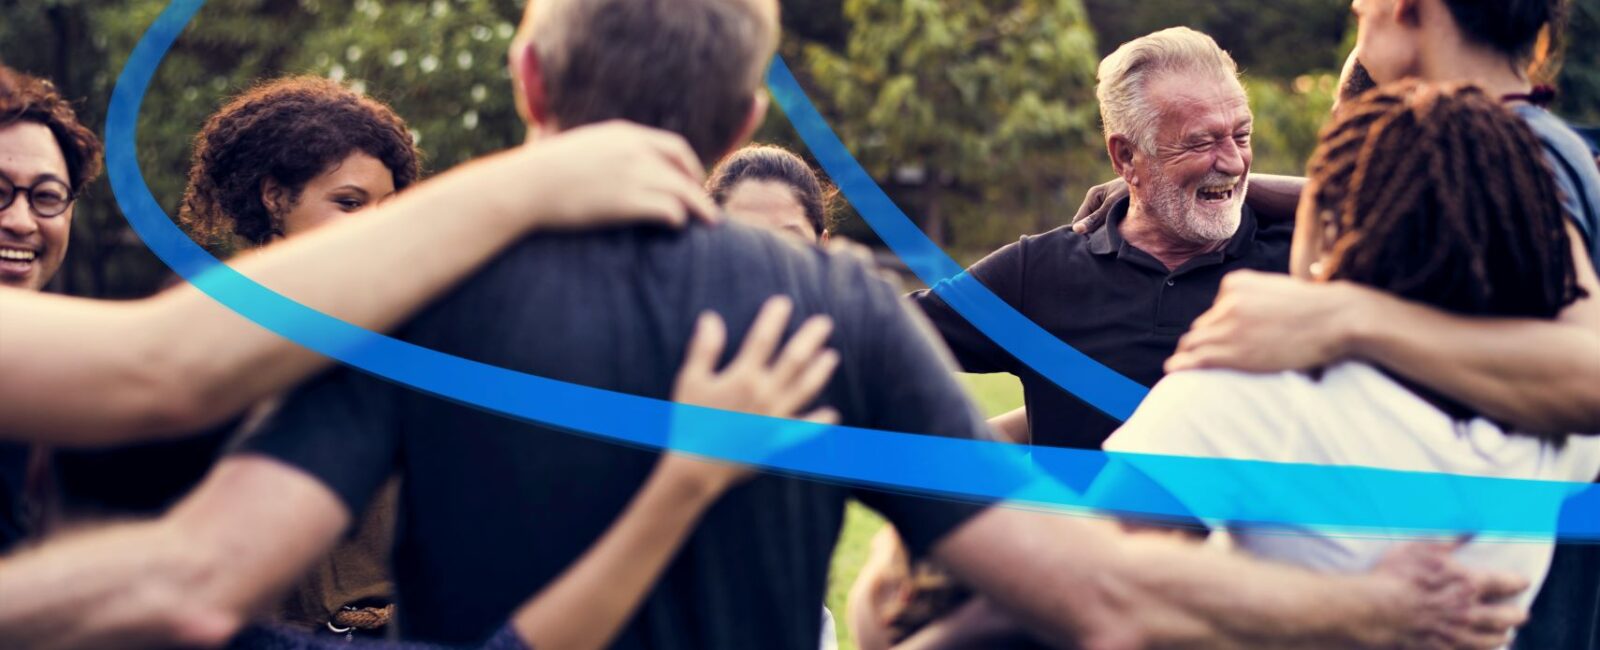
left=909, top=28, right=1289, bottom=453
left=236, top=223, right=1001, bottom=647
left=912, top=200, right=1288, bottom=451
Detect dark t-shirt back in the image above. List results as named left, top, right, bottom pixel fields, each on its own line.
left=236, top=222, right=1002, bottom=648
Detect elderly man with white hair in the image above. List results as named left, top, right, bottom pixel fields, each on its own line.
left=910, top=26, right=1290, bottom=452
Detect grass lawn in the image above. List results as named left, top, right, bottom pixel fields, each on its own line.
left=825, top=373, right=1023, bottom=650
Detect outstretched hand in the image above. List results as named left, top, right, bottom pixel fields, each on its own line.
left=512, top=120, right=719, bottom=232
left=664, top=296, right=842, bottom=491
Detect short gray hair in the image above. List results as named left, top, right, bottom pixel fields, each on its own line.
left=1096, top=27, right=1242, bottom=153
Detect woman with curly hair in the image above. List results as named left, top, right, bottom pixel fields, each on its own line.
left=180, top=76, right=420, bottom=249
left=167, top=75, right=426, bottom=640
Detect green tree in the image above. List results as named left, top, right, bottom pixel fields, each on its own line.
left=799, top=0, right=1104, bottom=252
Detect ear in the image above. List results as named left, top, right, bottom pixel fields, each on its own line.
left=260, top=177, right=288, bottom=220
left=717, top=92, right=769, bottom=163
left=1107, top=135, right=1141, bottom=188
left=508, top=40, right=552, bottom=131
left=818, top=230, right=831, bottom=245
left=1394, top=0, right=1422, bottom=27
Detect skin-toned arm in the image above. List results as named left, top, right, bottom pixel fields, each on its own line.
left=0, top=121, right=717, bottom=445
left=0, top=455, right=351, bottom=650
left=1170, top=225, right=1600, bottom=433
left=934, top=506, right=1528, bottom=650
left=986, top=407, right=1029, bottom=444
left=513, top=297, right=841, bottom=650
left=0, top=297, right=840, bottom=650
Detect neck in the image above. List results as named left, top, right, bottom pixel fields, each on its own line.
left=1121, top=200, right=1229, bottom=271
left=1417, top=31, right=1532, bottom=99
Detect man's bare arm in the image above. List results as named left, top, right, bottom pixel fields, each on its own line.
left=0, top=456, right=349, bottom=650
left=1171, top=226, right=1600, bottom=433
left=933, top=506, right=1525, bottom=650
left=0, top=122, right=715, bottom=444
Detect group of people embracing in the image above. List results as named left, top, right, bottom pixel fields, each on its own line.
left=0, top=0, right=1596, bottom=649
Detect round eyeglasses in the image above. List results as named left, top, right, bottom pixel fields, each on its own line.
left=0, top=174, right=75, bottom=218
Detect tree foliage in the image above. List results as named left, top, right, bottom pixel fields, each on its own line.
left=2, top=0, right=1595, bottom=293
left=799, top=0, right=1104, bottom=250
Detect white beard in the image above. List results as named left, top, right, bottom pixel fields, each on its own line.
left=1143, top=165, right=1247, bottom=244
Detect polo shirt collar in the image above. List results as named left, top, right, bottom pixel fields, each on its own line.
left=1087, top=194, right=1262, bottom=261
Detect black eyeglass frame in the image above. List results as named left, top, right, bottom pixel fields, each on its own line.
left=0, top=173, right=76, bottom=218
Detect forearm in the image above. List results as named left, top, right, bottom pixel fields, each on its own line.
left=0, top=457, right=348, bottom=650
left=1347, top=292, right=1600, bottom=432
left=512, top=457, right=725, bottom=650
left=1242, top=174, right=1305, bottom=223
left=1, top=149, right=535, bottom=444
left=0, top=520, right=233, bottom=650
left=936, top=508, right=1393, bottom=650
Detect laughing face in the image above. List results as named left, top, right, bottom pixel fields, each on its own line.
left=0, top=121, right=73, bottom=292
left=1133, top=73, right=1253, bottom=244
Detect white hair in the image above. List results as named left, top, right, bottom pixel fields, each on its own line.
left=1096, top=27, right=1242, bottom=153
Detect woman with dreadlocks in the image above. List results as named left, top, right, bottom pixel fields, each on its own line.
left=1094, top=81, right=1600, bottom=650
left=1164, top=3, right=1600, bottom=647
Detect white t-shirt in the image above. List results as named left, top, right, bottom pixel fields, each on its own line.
left=1101, top=362, right=1600, bottom=614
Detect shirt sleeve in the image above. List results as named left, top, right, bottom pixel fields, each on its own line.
left=906, top=239, right=1028, bottom=374
left=229, top=366, right=401, bottom=521
left=836, top=261, right=1017, bottom=557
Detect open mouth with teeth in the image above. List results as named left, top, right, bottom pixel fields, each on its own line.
left=1196, top=179, right=1240, bottom=204
left=0, top=248, right=39, bottom=279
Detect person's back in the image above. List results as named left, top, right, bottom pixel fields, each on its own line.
left=1106, top=361, right=1600, bottom=615
left=241, top=221, right=998, bottom=647
left=1096, top=81, right=1596, bottom=650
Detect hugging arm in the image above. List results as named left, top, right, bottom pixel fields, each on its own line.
left=0, top=122, right=716, bottom=445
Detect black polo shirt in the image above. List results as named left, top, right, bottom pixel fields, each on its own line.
left=911, top=198, right=1291, bottom=450
left=235, top=222, right=1003, bottom=648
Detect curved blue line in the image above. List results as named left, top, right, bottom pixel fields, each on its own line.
left=765, top=58, right=1147, bottom=421
left=100, top=0, right=1600, bottom=541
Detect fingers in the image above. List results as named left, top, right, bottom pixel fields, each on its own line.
left=728, top=296, right=794, bottom=374
left=1071, top=185, right=1105, bottom=224
left=645, top=128, right=707, bottom=183
left=1471, top=570, right=1529, bottom=605
left=772, top=348, right=840, bottom=417
left=679, top=311, right=728, bottom=383
left=769, top=315, right=834, bottom=385
left=800, top=406, right=841, bottom=425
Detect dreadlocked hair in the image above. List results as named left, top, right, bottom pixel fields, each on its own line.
left=1304, top=81, right=1585, bottom=437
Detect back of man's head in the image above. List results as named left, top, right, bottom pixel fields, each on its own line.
left=516, top=0, right=779, bottom=165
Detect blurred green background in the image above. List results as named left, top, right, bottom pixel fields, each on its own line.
left=2, top=2, right=1595, bottom=648
left=5, top=0, right=1597, bottom=299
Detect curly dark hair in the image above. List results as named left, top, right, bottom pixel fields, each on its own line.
left=707, top=144, right=837, bottom=237
left=179, top=76, right=421, bottom=247
left=0, top=64, right=103, bottom=194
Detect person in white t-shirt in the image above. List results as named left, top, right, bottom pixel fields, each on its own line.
left=1098, top=81, right=1600, bottom=639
